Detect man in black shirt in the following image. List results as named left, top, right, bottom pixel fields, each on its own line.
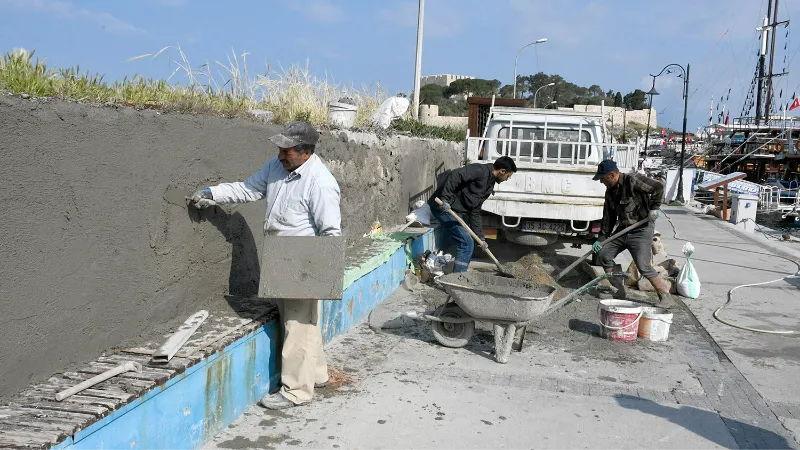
left=429, top=156, right=517, bottom=272
left=591, top=159, right=672, bottom=304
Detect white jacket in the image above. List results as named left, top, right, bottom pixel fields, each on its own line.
left=209, top=154, right=342, bottom=237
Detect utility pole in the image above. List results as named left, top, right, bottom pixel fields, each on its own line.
left=412, top=0, right=425, bottom=120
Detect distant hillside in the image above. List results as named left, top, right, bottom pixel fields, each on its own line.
left=420, top=72, right=648, bottom=116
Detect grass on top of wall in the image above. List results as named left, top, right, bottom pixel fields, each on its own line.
left=0, top=47, right=465, bottom=142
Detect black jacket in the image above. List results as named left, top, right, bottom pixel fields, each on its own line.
left=428, top=164, right=496, bottom=239
left=600, top=172, right=664, bottom=239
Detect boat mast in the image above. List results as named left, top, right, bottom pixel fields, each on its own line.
left=755, top=0, right=772, bottom=125
left=765, top=0, right=780, bottom=124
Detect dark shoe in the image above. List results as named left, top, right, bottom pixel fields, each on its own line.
left=656, top=291, right=674, bottom=307
left=258, top=393, right=298, bottom=410
left=314, top=380, right=329, bottom=389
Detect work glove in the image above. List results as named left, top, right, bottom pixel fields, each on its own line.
left=592, top=241, right=603, bottom=254
left=188, top=188, right=215, bottom=208
left=479, top=240, right=490, bottom=252
left=649, top=209, right=661, bottom=221
left=440, top=201, right=452, bottom=213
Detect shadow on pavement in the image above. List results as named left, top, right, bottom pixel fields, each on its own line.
left=614, top=394, right=793, bottom=449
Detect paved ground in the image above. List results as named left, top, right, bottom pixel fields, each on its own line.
left=204, top=207, right=800, bottom=449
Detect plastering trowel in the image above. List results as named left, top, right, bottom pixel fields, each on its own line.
left=163, top=188, right=217, bottom=208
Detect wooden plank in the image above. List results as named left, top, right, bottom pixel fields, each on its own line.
left=25, top=386, right=133, bottom=403
left=21, top=400, right=107, bottom=417
left=0, top=406, right=93, bottom=423
left=0, top=427, right=54, bottom=449
left=60, top=372, right=153, bottom=395
left=83, top=362, right=170, bottom=383
left=0, top=417, right=75, bottom=435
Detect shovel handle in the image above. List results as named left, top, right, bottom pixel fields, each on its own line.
left=434, top=198, right=505, bottom=270
left=554, top=217, right=650, bottom=281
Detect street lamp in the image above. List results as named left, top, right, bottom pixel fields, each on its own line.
left=650, top=63, right=691, bottom=203
left=533, top=82, right=555, bottom=108
left=546, top=101, right=557, bottom=109
left=513, top=38, right=548, bottom=99
left=643, top=77, right=659, bottom=153
left=411, top=0, right=425, bottom=120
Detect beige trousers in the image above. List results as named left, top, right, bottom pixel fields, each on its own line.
left=276, top=299, right=328, bottom=404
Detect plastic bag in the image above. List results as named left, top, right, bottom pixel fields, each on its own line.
left=405, top=203, right=433, bottom=226
left=677, top=242, right=701, bottom=299
left=370, top=96, right=410, bottom=129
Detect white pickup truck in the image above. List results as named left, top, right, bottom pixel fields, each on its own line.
left=464, top=105, right=639, bottom=246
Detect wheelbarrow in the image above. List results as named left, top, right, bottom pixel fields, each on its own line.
left=406, top=272, right=556, bottom=363
left=405, top=270, right=627, bottom=363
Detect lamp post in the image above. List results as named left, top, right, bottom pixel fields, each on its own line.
left=650, top=63, right=690, bottom=203
left=513, top=38, right=548, bottom=98
left=643, top=76, right=659, bottom=152
left=533, top=82, right=555, bottom=108
left=545, top=100, right=557, bottom=109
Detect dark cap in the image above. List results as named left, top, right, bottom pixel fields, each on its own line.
left=269, top=121, right=320, bottom=148
left=593, top=159, right=619, bottom=180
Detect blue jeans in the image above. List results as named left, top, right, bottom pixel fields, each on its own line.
left=433, top=209, right=474, bottom=272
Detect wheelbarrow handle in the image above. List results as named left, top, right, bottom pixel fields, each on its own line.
left=554, top=217, right=650, bottom=281
left=434, top=197, right=504, bottom=270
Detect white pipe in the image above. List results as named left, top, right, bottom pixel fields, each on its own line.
left=55, top=361, right=142, bottom=401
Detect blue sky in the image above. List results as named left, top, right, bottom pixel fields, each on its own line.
left=2, top=0, right=800, bottom=132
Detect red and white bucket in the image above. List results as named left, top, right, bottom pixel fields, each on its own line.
left=599, top=300, right=644, bottom=342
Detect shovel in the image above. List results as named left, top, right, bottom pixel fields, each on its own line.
left=554, top=217, right=650, bottom=282
left=434, top=198, right=515, bottom=278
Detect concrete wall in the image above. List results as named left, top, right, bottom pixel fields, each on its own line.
left=419, top=104, right=469, bottom=129
left=0, top=94, right=462, bottom=400
left=570, top=104, right=657, bottom=128
left=420, top=74, right=475, bottom=87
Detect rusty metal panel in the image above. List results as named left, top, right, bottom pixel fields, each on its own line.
left=467, top=97, right=526, bottom=138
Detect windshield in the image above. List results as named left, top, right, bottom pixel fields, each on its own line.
left=495, top=126, right=593, bottom=162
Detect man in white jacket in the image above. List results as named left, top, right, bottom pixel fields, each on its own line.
left=189, top=121, right=341, bottom=410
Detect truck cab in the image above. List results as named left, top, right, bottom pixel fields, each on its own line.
left=465, top=105, right=638, bottom=246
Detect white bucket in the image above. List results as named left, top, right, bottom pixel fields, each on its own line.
left=328, top=102, right=358, bottom=129
left=637, top=306, right=673, bottom=342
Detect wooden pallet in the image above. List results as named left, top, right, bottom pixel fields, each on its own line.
left=0, top=301, right=277, bottom=449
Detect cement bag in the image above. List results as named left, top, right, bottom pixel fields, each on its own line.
left=370, top=96, right=410, bottom=129
left=677, top=242, right=701, bottom=299
left=405, top=203, right=433, bottom=226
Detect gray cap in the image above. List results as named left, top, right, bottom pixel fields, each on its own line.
left=269, top=121, right=320, bottom=148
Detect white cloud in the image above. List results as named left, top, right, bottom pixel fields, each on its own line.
left=0, top=0, right=145, bottom=35
left=378, top=0, right=464, bottom=39
left=378, top=1, right=417, bottom=28
left=288, top=0, right=345, bottom=24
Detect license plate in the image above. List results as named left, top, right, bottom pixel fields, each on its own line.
left=521, top=221, right=568, bottom=234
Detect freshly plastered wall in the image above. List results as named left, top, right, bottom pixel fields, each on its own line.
left=0, top=93, right=462, bottom=400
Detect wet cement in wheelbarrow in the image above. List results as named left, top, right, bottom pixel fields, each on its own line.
left=446, top=273, right=554, bottom=298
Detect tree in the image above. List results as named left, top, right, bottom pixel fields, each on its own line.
left=499, top=84, right=514, bottom=98
left=623, top=89, right=647, bottom=110
left=420, top=84, right=445, bottom=105
left=445, top=78, right=501, bottom=98
left=614, top=92, right=623, bottom=107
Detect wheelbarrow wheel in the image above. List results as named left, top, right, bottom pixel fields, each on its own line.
left=431, top=306, right=474, bottom=348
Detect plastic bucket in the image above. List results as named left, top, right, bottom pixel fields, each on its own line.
left=328, top=102, right=358, bottom=129
left=599, top=300, right=643, bottom=342
left=638, top=307, right=673, bottom=342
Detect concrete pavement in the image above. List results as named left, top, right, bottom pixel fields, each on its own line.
left=203, top=207, right=800, bottom=449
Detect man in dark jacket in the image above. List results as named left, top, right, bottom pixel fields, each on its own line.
left=429, top=156, right=517, bottom=272
left=591, top=159, right=672, bottom=304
